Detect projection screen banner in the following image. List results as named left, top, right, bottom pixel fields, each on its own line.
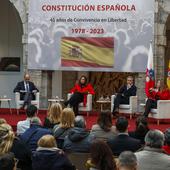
left=28, top=0, right=154, bottom=72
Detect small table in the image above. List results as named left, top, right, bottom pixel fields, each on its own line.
left=0, top=98, right=12, bottom=114
left=96, top=100, right=111, bottom=111
left=48, top=98, right=64, bottom=106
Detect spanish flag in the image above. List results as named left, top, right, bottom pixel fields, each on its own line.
left=61, top=37, right=114, bottom=68
left=167, top=60, right=170, bottom=89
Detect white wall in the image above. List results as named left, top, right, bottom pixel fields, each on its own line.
left=0, top=0, right=23, bottom=108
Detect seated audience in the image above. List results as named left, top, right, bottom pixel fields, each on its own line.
left=64, top=116, right=94, bottom=152
left=107, top=117, right=141, bottom=156
left=0, top=152, right=17, bottom=170
left=129, top=116, right=149, bottom=144
left=32, top=135, right=75, bottom=170
left=162, top=128, right=170, bottom=154
left=112, top=76, right=137, bottom=116
left=64, top=75, right=95, bottom=115
left=17, top=105, right=37, bottom=136
left=135, top=130, right=170, bottom=170
left=144, top=81, right=170, bottom=117
left=19, top=117, right=52, bottom=152
left=118, top=151, right=138, bottom=170
left=90, top=111, right=116, bottom=140
left=44, top=103, right=62, bottom=129
left=13, top=73, right=39, bottom=109
left=0, top=123, right=32, bottom=170
left=53, top=108, right=75, bottom=148
left=86, top=140, right=117, bottom=170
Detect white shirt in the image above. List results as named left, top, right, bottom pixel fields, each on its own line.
left=17, top=118, right=31, bottom=135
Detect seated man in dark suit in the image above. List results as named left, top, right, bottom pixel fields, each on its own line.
left=13, top=73, right=39, bottom=108
left=112, top=76, right=137, bottom=116
left=107, top=117, right=141, bottom=156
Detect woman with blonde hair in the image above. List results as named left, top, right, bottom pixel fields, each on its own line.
left=0, top=123, right=32, bottom=170
left=32, top=135, right=75, bottom=170
left=53, top=108, right=75, bottom=148
left=44, top=103, right=62, bottom=129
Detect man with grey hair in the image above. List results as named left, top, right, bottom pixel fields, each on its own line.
left=63, top=116, right=94, bottom=152
left=118, top=151, right=138, bottom=170
left=135, top=129, right=170, bottom=170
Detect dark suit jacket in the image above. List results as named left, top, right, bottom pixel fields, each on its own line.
left=107, top=134, right=141, bottom=156
left=119, top=85, right=137, bottom=98
left=13, top=81, right=39, bottom=100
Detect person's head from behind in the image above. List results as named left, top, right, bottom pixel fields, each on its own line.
left=118, top=151, right=137, bottom=170
left=135, top=116, right=149, bottom=135
left=0, top=153, right=16, bottom=170
left=0, top=123, right=15, bottom=155
left=38, top=135, right=57, bottom=148
left=116, top=117, right=128, bottom=133
left=26, top=105, right=37, bottom=118
left=30, top=117, right=42, bottom=126
left=127, top=76, right=134, bottom=86
left=0, top=118, right=7, bottom=125
left=60, top=108, right=75, bottom=128
left=90, top=140, right=116, bottom=170
left=48, top=103, right=62, bottom=123
left=164, top=128, right=170, bottom=146
left=97, top=110, right=112, bottom=132
left=74, top=116, right=86, bottom=128
left=24, top=73, right=30, bottom=82
left=79, top=75, right=87, bottom=85
left=145, top=130, right=164, bottom=148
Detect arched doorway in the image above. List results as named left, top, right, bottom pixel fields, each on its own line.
left=165, top=15, right=170, bottom=83
left=0, top=0, right=23, bottom=107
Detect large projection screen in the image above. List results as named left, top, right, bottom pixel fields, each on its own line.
left=28, top=0, right=154, bottom=72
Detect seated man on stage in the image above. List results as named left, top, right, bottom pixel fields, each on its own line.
left=112, top=76, right=137, bottom=116
left=64, top=75, right=95, bottom=115
left=13, top=73, right=39, bottom=108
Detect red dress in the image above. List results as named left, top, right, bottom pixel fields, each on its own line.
left=151, top=89, right=170, bottom=100
left=70, top=83, right=95, bottom=106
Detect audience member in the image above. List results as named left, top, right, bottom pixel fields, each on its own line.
left=44, top=103, right=62, bottom=129
left=86, top=140, right=117, bottom=170
left=0, top=123, right=32, bottom=170
left=17, top=105, right=37, bottom=136
left=129, top=116, right=149, bottom=144
left=107, top=117, right=141, bottom=156
left=162, top=128, right=170, bottom=154
left=19, top=117, right=52, bottom=152
left=64, top=116, right=94, bottom=152
left=0, top=152, right=17, bottom=170
left=13, top=73, right=39, bottom=109
left=0, top=118, right=6, bottom=124
left=112, top=76, right=137, bottom=116
left=53, top=108, right=75, bottom=148
left=90, top=111, right=116, bottom=140
left=32, top=135, right=75, bottom=170
left=64, top=75, right=95, bottom=115
left=118, top=151, right=138, bottom=170
left=135, top=130, right=170, bottom=170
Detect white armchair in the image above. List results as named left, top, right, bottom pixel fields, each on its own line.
left=67, top=93, right=92, bottom=116
left=148, top=100, right=170, bottom=125
left=111, top=95, right=138, bottom=119
left=15, top=92, right=40, bottom=114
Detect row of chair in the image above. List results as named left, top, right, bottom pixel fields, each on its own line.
left=15, top=92, right=170, bottom=124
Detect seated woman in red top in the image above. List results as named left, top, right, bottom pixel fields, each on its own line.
left=64, top=75, right=95, bottom=115
left=144, top=81, right=170, bottom=117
